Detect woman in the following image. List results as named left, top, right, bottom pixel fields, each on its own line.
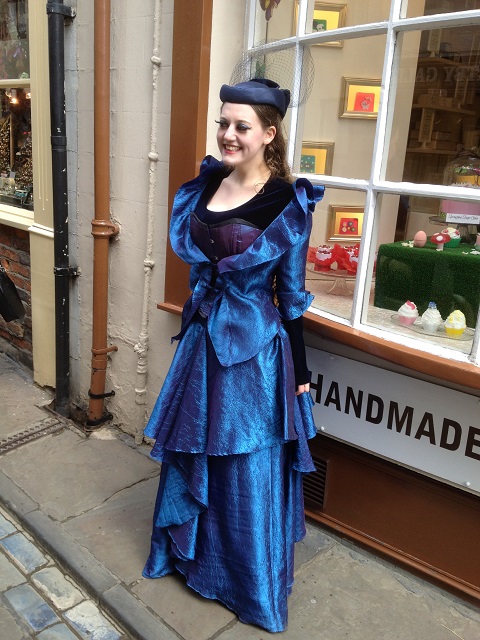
left=143, top=78, right=324, bottom=632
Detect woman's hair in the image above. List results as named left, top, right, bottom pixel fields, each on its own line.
left=250, top=104, right=293, bottom=183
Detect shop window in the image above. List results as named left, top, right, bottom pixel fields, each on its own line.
left=405, top=0, right=480, bottom=19
left=306, top=188, right=366, bottom=320
left=254, top=0, right=391, bottom=45
left=164, top=0, right=480, bottom=379
left=0, top=0, right=31, bottom=211
left=245, top=0, right=480, bottom=370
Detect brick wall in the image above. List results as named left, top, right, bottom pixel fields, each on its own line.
left=0, top=223, right=32, bottom=367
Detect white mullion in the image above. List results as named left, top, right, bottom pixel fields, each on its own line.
left=374, top=179, right=480, bottom=202
left=471, top=309, right=480, bottom=365
left=245, top=0, right=257, bottom=50
left=393, top=9, right=480, bottom=32
left=351, top=189, right=378, bottom=327
left=296, top=174, right=369, bottom=191
left=371, top=8, right=400, bottom=183
left=297, top=0, right=309, bottom=38
left=301, top=22, right=388, bottom=47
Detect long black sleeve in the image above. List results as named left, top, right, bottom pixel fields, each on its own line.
left=282, top=315, right=310, bottom=386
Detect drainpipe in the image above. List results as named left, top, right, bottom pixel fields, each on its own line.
left=86, top=0, right=119, bottom=429
left=46, top=1, right=77, bottom=418
left=133, top=0, right=162, bottom=444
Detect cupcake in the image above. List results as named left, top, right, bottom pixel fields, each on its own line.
left=397, top=300, right=418, bottom=326
left=444, top=310, right=466, bottom=337
left=421, top=301, right=443, bottom=333
left=442, top=227, right=461, bottom=248
left=314, top=245, right=333, bottom=271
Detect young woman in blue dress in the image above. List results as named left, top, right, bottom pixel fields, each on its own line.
left=143, top=78, right=324, bottom=632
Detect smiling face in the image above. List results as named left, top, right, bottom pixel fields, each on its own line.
left=216, top=102, right=276, bottom=173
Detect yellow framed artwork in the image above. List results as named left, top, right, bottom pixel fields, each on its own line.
left=294, top=1, right=347, bottom=47
left=300, top=142, right=334, bottom=175
left=340, top=77, right=382, bottom=119
left=329, top=205, right=364, bottom=242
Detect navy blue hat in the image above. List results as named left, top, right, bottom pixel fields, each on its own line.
left=219, top=78, right=290, bottom=119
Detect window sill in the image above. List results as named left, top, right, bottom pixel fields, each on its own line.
left=0, top=204, right=34, bottom=231
left=157, top=302, right=479, bottom=391
left=304, top=311, right=480, bottom=392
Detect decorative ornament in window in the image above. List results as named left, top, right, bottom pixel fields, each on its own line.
left=259, top=0, right=281, bottom=22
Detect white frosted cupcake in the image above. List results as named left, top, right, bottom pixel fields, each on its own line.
left=444, top=310, right=466, bottom=337
left=397, top=300, right=418, bottom=326
left=421, top=302, right=443, bottom=333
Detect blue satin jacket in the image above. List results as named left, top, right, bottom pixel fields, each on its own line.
left=170, top=156, right=324, bottom=367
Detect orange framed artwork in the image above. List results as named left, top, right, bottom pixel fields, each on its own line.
left=329, top=205, right=364, bottom=242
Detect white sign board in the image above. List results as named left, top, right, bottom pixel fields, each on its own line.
left=446, top=213, right=480, bottom=224
left=307, top=348, right=480, bottom=495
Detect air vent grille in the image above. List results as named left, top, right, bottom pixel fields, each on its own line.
left=303, top=455, right=328, bottom=512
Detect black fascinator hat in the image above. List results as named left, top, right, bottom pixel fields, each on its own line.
left=220, top=78, right=291, bottom=119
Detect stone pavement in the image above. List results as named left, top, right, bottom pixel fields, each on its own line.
left=1, top=506, right=126, bottom=639
left=1, top=348, right=480, bottom=640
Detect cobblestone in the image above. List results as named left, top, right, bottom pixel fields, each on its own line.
left=0, top=507, right=127, bottom=639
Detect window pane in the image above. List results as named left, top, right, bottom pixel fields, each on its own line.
left=253, top=0, right=392, bottom=46
left=404, top=0, right=480, bottom=19
left=308, top=189, right=367, bottom=320
left=298, top=36, right=385, bottom=180
left=253, top=0, right=297, bottom=44
left=365, top=193, right=478, bottom=356
left=0, top=0, right=29, bottom=80
left=385, top=25, right=480, bottom=236
left=0, top=86, right=32, bottom=210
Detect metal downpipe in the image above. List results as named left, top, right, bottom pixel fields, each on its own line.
left=86, top=0, right=119, bottom=429
left=133, top=0, right=162, bottom=443
left=46, top=0, right=77, bottom=417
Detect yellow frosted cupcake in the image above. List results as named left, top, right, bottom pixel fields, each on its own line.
left=444, top=310, right=466, bottom=337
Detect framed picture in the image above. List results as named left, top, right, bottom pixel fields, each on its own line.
left=340, top=77, right=381, bottom=119
left=300, top=142, right=334, bottom=175
left=329, top=205, right=364, bottom=242
left=294, top=2, right=347, bottom=47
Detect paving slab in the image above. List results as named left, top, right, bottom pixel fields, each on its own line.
left=4, top=583, right=60, bottom=632
left=215, top=544, right=480, bottom=640
left=0, top=552, right=25, bottom=590
left=132, top=572, right=237, bottom=640
left=38, top=624, right=81, bottom=640
left=0, top=428, right=160, bottom=521
left=0, top=601, right=26, bottom=640
left=0, top=531, right=48, bottom=573
left=0, top=370, right=52, bottom=437
left=63, top=600, right=123, bottom=640
left=63, top=477, right=158, bottom=585
left=32, top=567, right=85, bottom=610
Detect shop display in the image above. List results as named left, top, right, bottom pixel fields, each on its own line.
left=421, top=301, right=443, bottom=333
left=444, top=309, right=467, bottom=337
left=397, top=300, right=419, bottom=326
left=442, top=226, right=461, bottom=247
left=440, top=150, right=480, bottom=227
left=430, top=230, right=451, bottom=250
left=413, top=230, right=427, bottom=247
left=308, top=243, right=360, bottom=274
left=374, top=241, right=479, bottom=327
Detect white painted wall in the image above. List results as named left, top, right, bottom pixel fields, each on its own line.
left=72, top=0, right=179, bottom=436
left=71, top=0, right=248, bottom=437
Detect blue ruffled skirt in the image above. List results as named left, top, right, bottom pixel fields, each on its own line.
left=143, top=317, right=317, bottom=632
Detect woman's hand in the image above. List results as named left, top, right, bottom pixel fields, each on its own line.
left=295, top=382, right=310, bottom=396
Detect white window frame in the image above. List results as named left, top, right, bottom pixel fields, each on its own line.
left=246, top=0, right=480, bottom=368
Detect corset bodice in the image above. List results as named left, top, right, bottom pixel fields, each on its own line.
left=190, top=213, right=263, bottom=263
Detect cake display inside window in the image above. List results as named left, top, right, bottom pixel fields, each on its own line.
left=0, top=0, right=31, bottom=210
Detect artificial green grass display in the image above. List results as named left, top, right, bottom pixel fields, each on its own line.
left=374, top=241, right=480, bottom=328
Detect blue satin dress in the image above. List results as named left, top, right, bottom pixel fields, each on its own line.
left=143, top=157, right=324, bottom=632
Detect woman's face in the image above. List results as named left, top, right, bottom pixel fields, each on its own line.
left=216, top=103, right=276, bottom=172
